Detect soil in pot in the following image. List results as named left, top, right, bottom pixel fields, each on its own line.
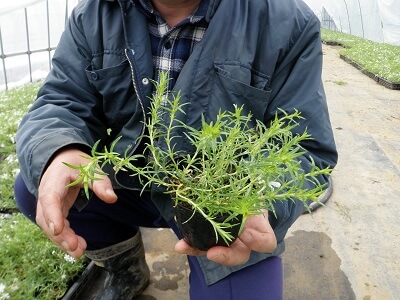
left=174, top=202, right=243, bottom=251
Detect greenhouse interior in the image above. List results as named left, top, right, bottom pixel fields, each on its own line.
left=304, top=0, right=400, bottom=45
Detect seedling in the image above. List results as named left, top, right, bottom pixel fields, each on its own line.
left=65, top=72, right=332, bottom=249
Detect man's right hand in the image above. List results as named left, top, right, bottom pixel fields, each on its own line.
left=35, top=148, right=118, bottom=258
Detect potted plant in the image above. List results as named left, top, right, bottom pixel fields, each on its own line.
left=65, top=72, right=331, bottom=250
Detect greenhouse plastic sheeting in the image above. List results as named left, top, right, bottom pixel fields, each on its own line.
left=303, top=0, right=400, bottom=45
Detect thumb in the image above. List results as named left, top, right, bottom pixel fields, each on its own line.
left=91, top=175, right=118, bottom=203
left=238, top=210, right=277, bottom=253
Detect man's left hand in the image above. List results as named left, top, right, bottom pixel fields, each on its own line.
left=174, top=209, right=277, bottom=266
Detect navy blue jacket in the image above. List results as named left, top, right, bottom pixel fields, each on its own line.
left=17, top=0, right=337, bottom=284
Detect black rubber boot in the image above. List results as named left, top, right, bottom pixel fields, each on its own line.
left=85, top=231, right=150, bottom=300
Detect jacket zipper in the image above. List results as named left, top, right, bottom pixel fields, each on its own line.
left=118, top=0, right=147, bottom=157
left=124, top=48, right=147, bottom=157
left=113, top=49, right=149, bottom=191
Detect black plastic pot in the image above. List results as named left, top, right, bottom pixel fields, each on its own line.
left=174, top=203, right=243, bottom=251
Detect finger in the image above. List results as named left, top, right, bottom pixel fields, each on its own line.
left=239, top=212, right=277, bottom=253
left=206, top=238, right=251, bottom=266
left=62, top=218, right=81, bottom=251
left=48, top=147, right=117, bottom=204
left=36, top=200, right=86, bottom=258
left=39, top=211, right=86, bottom=258
left=74, top=236, right=88, bottom=258
left=38, top=186, right=80, bottom=235
left=54, top=222, right=87, bottom=258
left=174, top=239, right=207, bottom=256
left=90, top=175, right=118, bottom=204
left=50, top=228, right=87, bottom=259
left=239, top=227, right=277, bottom=254
left=36, top=190, right=66, bottom=236
left=38, top=163, right=80, bottom=235
left=243, top=210, right=271, bottom=232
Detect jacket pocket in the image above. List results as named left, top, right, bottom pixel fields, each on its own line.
left=85, top=59, right=136, bottom=131
left=85, top=59, right=130, bottom=83
left=212, top=63, right=272, bottom=122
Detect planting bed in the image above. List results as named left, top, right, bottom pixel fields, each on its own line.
left=339, top=53, right=400, bottom=90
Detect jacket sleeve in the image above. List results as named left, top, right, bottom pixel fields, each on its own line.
left=265, top=12, right=338, bottom=243
left=16, top=3, right=106, bottom=196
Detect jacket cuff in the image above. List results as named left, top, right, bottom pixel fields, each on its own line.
left=23, top=130, right=90, bottom=197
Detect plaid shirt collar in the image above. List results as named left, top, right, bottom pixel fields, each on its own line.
left=135, top=0, right=210, bottom=90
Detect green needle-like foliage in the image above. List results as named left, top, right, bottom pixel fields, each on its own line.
left=67, top=72, right=332, bottom=246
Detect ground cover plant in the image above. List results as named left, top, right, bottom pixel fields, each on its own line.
left=0, top=84, right=86, bottom=299
left=0, top=83, right=40, bottom=212
left=321, top=29, right=400, bottom=83
left=67, top=72, right=331, bottom=250
left=0, top=214, right=86, bottom=299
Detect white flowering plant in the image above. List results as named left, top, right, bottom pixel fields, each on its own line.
left=0, top=214, right=85, bottom=299
left=66, top=72, right=332, bottom=249
left=321, top=29, right=400, bottom=83
left=0, top=84, right=40, bottom=212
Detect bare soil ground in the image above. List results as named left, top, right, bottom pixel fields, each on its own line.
left=283, top=44, right=400, bottom=300
left=138, top=44, right=400, bottom=299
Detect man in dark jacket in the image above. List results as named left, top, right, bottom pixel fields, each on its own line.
left=15, top=0, right=337, bottom=299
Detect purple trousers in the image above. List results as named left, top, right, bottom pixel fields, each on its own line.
left=14, top=174, right=283, bottom=299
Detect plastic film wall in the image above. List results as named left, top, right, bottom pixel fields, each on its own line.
left=303, top=0, right=400, bottom=45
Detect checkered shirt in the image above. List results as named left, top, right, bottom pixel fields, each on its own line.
left=136, top=0, right=209, bottom=90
